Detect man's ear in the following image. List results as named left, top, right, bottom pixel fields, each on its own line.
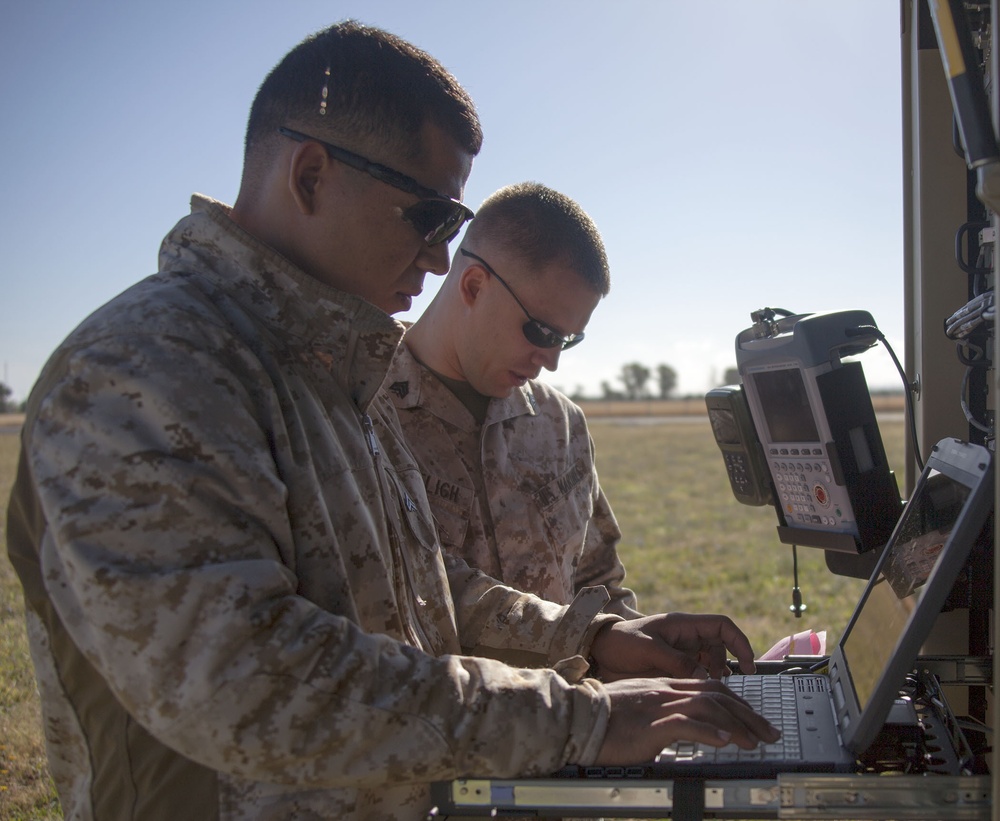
left=287, top=141, right=330, bottom=215
left=458, top=263, right=487, bottom=310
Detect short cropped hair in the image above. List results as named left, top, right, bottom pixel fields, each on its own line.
left=466, top=182, right=610, bottom=295
left=244, top=20, right=482, bottom=168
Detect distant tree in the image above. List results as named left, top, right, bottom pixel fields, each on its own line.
left=656, top=364, right=677, bottom=399
left=568, top=385, right=588, bottom=402
left=723, top=367, right=740, bottom=385
left=600, top=381, right=624, bottom=401
left=619, top=362, right=651, bottom=401
left=0, top=381, right=12, bottom=413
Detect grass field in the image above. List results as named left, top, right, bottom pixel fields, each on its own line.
left=588, top=417, right=904, bottom=650
left=0, top=434, right=62, bottom=820
left=0, top=414, right=906, bottom=818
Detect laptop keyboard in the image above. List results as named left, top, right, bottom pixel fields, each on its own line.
left=658, top=675, right=802, bottom=763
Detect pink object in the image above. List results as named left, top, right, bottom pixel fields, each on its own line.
left=758, top=629, right=827, bottom=660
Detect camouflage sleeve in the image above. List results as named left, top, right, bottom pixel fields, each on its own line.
left=575, top=484, right=642, bottom=618
left=443, top=551, right=624, bottom=666
left=23, top=334, right=611, bottom=785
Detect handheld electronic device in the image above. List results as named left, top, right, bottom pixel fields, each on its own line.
left=705, top=385, right=774, bottom=506
left=735, top=309, right=902, bottom=554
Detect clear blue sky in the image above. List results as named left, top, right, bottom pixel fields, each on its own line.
left=1, top=1, right=906, bottom=403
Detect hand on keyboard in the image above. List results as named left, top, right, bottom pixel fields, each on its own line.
left=588, top=612, right=759, bottom=682
left=591, top=676, right=782, bottom=766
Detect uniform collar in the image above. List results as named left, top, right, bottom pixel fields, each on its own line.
left=387, top=340, right=537, bottom=432
left=159, top=194, right=405, bottom=409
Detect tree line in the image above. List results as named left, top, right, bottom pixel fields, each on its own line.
left=564, top=364, right=741, bottom=403
left=601, top=362, right=678, bottom=401
left=0, top=381, right=21, bottom=413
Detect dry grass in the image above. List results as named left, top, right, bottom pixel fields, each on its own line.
left=589, top=416, right=906, bottom=653
left=0, top=414, right=906, bottom=817
left=0, top=434, right=62, bottom=820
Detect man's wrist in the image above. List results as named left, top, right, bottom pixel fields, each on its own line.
left=580, top=615, right=622, bottom=678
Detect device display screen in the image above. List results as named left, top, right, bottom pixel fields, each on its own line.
left=707, top=407, right=741, bottom=445
left=751, top=367, right=820, bottom=443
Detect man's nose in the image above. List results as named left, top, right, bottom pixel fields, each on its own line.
left=533, top=345, right=561, bottom=372
left=417, top=241, right=451, bottom=276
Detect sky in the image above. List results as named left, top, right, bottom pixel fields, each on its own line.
left=0, top=1, right=908, bottom=404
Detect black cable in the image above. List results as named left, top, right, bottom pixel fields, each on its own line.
left=959, top=349, right=993, bottom=435
left=848, top=324, right=924, bottom=472
left=808, top=657, right=830, bottom=673
left=955, top=340, right=990, bottom=366
left=955, top=221, right=991, bottom=276
left=945, top=294, right=994, bottom=437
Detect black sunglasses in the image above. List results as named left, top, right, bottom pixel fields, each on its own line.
left=460, top=249, right=585, bottom=350
left=278, top=127, right=475, bottom=246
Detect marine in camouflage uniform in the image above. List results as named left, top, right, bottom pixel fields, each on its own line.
left=388, top=182, right=640, bottom=622
left=6, top=195, right=623, bottom=820
left=387, top=342, right=640, bottom=618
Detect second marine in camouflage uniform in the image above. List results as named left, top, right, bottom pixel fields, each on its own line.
left=387, top=342, right=640, bottom=618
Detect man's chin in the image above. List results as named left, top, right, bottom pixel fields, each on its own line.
left=488, top=379, right=521, bottom=398
left=377, top=292, right=417, bottom=315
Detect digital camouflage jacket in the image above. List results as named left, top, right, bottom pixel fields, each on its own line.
left=6, top=195, right=619, bottom=821
left=387, top=343, right=640, bottom=618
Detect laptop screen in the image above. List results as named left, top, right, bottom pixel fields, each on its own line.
left=840, top=466, right=971, bottom=711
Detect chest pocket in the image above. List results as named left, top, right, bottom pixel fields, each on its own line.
left=379, top=461, right=460, bottom=655
left=420, top=472, right=474, bottom=551
left=529, top=457, right=595, bottom=548
left=381, top=462, right=439, bottom=553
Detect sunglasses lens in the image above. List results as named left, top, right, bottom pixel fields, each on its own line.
left=522, top=322, right=562, bottom=349
left=403, top=200, right=472, bottom=245
left=522, top=322, right=584, bottom=350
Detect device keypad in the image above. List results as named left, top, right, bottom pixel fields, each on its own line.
left=771, top=454, right=843, bottom=526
